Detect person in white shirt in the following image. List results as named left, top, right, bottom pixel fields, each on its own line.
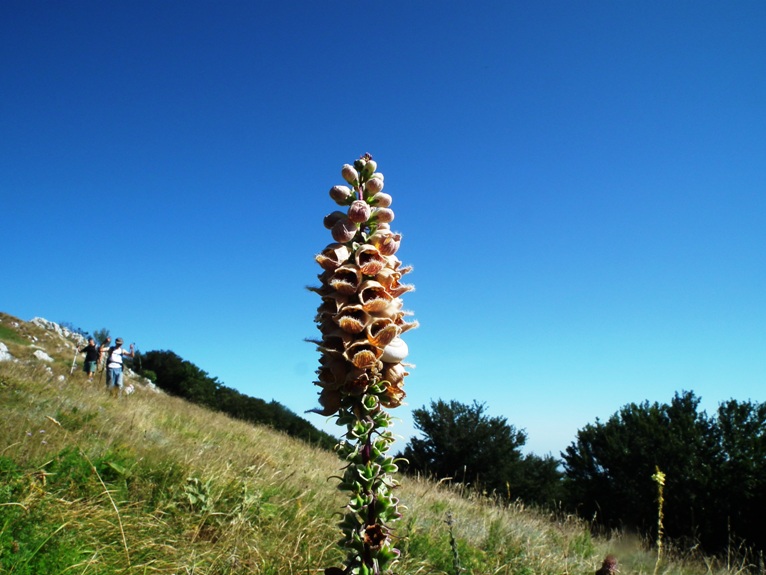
left=106, top=337, right=134, bottom=396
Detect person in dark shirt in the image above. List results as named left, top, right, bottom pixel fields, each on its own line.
left=78, top=338, right=100, bottom=381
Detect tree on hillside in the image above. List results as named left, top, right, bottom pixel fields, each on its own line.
left=561, top=391, right=766, bottom=553
left=509, top=453, right=564, bottom=507
left=715, top=399, right=766, bottom=551
left=139, top=349, right=336, bottom=450
left=140, top=350, right=220, bottom=407
left=400, top=400, right=530, bottom=497
left=93, top=328, right=110, bottom=345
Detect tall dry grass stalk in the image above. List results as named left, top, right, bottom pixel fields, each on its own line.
left=652, top=467, right=666, bottom=575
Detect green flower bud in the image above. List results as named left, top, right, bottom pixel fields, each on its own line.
left=361, top=160, right=377, bottom=179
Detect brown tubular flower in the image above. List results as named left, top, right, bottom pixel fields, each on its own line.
left=380, top=369, right=407, bottom=407
left=354, top=244, right=386, bottom=276
left=363, top=524, right=387, bottom=550
left=317, top=333, right=352, bottom=360
left=397, top=317, right=420, bottom=334
left=387, top=282, right=415, bottom=298
left=318, top=292, right=349, bottom=315
left=375, top=297, right=404, bottom=320
left=366, top=318, right=400, bottom=349
left=343, top=368, right=372, bottom=395
left=369, top=230, right=401, bottom=256
left=358, top=280, right=393, bottom=313
left=343, top=340, right=383, bottom=369
left=333, top=304, right=370, bottom=334
left=313, top=388, right=342, bottom=415
left=380, top=381, right=406, bottom=408
left=316, top=243, right=351, bottom=272
left=382, top=362, right=408, bottom=386
left=374, top=267, right=401, bottom=290
left=329, top=265, right=362, bottom=295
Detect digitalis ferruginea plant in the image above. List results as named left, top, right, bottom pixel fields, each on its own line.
left=308, top=153, right=417, bottom=575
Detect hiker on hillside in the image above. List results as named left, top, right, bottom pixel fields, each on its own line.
left=77, top=337, right=100, bottom=381
left=105, top=338, right=134, bottom=396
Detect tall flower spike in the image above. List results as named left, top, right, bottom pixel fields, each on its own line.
left=309, top=154, right=416, bottom=575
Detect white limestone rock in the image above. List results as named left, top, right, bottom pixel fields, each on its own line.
left=34, top=349, right=54, bottom=362
left=0, top=342, right=13, bottom=362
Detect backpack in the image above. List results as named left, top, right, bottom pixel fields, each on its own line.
left=107, top=346, right=123, bottom=368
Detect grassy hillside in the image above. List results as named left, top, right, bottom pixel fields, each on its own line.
left=0, top=313, right=753, bottom=574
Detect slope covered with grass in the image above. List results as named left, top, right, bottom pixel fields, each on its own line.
left=0, top=313, right=751, bottom=574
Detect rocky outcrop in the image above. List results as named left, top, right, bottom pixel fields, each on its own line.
left=30, top=317, right=86, bottom=347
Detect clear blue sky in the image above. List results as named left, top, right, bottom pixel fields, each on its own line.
left=2, top=1, right=764, bottom=457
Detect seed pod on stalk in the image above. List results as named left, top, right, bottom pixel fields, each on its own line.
left=308, top=153, right=416, bottom=575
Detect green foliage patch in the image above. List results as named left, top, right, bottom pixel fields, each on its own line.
left=0, top=324, right=27, bottom=346
left=54, top=405, right=98, bottom=432
left=0, top=457, right=90, bottom=575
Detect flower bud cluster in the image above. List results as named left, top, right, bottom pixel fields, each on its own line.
left=310, top=154, right=416, bottom=575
